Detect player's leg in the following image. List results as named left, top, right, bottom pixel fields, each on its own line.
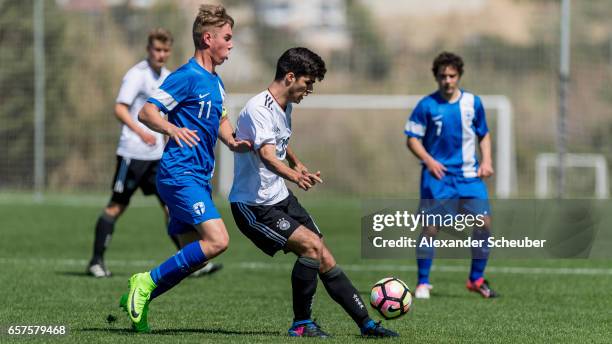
left=286, top=228, right=323, bottom=320
left=317, top=242, right=398, bottom=337
left=459, top=179, right=498, bottom=298
left=284, top=226, right=329, bottom=337
left=230, top=200, right=327, bottom=337
left=415, top=224, right=437, bottom=298
left=169, top=227, right=225, bottom=277
left=88, top=202, right=127, bottom=277
left=466, top=215, right=497, bottom=297
left=469, top=213, right=492, bottom=281
left=144, top=162, right=224, bottom=276
left=283, top=192, right=397, bottom=337
left=281, top=193, right=328, bottom=334
left=124, top=182, right=224, bottom=331
left=148, top=217, right=228, bottom=300
left=88, top=156, right=137, bottom=277
left=415, top=169, right=455, bottom=297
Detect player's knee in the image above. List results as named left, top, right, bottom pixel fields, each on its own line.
left=475, top=216, right=492, bottom=231
left=320, top=251, right=336, bottom=272
left=300, top=236, right=322, bottom=260
left=217, top=234, right=230, bottom=253
left=208, top=233, right=230, bottom=255
left=104, top=203, right=126, bottom=218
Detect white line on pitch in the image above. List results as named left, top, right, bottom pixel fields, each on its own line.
left=237, top=262, right=612, bottom=276
left=1, top=257, right=611, bottom=276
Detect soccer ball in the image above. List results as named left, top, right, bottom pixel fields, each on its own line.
left=370, top=277, right=412, bottom=319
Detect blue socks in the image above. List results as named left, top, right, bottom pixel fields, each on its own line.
left=149, top=241, right=208, bottom=299
left=417, top=228, right=491, bottom=284
left=416, top=233, right=434, bottom=285
left=469, top=228, right=491, bottom=282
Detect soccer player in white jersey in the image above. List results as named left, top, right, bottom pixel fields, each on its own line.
left=229, top=47, right=398, bottom=338
left=86, top=28, right=174, bottom=278
left=405, top=52, right=498, bottom=299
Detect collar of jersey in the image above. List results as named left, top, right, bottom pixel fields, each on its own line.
left=144, top=59, right=165, bottom=80
left=437, top=89, right=463, bottom=105
left=189, top=57, right=217, bottom=78
left=265, top=89, right=287, bottom=113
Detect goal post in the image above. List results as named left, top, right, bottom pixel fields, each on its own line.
left=535, top=153, right=609, bottom=199
left=219, top=94, right=517, bottom=198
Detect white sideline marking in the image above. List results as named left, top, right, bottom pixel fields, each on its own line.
left=1, top=257, right=611, bottom=276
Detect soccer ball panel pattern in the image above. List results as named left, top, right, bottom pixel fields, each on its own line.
left=370, top=277, right=412, bottom=320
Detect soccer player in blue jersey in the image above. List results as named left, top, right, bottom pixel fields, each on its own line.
left=405, top=52, right=498, bottom=299
left=118, top=4, right=251, bottom=332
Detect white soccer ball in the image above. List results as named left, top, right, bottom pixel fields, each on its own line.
left=370, top=277, right=412, bottom=319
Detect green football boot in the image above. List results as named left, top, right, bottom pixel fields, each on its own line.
left=125, top=272, right=156, bottom=333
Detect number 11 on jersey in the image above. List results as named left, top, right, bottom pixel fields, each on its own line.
left=198, top=100, right=211, bottom=119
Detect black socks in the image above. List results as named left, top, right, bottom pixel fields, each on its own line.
left=91, top=213, right=115, bottom=263
left=291, top=256, right=320, bottom=322
left=320, top=265, right=370, bottom=327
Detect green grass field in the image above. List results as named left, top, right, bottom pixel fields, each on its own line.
left=1, top=194, right=611, bottom=343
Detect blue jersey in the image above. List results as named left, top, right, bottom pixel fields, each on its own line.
left=148, top=58, right=226, bottom=186
left=404, top=90, right=488, bottom=178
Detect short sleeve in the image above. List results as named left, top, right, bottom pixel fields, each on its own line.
left=474, top=96, right=489, bottom=137
left=404, top=100, right=428, bottom=138
left=237, top=106, right=275, bottom=150
left=115, top=69, right=142, bottom=106
left=148, top=71, right=190, bottom=114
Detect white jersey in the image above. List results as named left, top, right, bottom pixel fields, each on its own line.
left=229, top=90, right=293, bottom=205
left=115, top=60, right=170, bottom=160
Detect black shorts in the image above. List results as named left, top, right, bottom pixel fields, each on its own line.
left=230, top=192, right=322, bottom=257
left=110, top=156, right=162, bottom=205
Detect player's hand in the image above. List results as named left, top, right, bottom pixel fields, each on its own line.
left=228, top=139, right=252, bottom=153
left=293, top=163, right=308, bottom=175
left=425, top=158, right=447, bottom=180
left=168, top=125, right=200, bottom=148
left=303, top=170, right=323, bottom=185
left=478, top=160, right=494, bottom=178
left=139, top=131, right=157, bottom=146
left=295, top=173, right=314, bottom=191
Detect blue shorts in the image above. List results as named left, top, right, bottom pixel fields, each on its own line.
left=419, top=169, right=490, bottom=216
left=156, top=180, right=221, bottom=235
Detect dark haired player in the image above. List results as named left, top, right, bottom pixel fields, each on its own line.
left=405, top=51, right=498, bottom=299
left=229, top=47, right=399, bottom=338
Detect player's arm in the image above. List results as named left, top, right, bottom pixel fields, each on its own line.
left=406, top=137, right=447, bottom=180
left=218, top=116, right=252, bottom=152
left=477, top=133, right=494, bottom=178
left=138, top=102, right=200, bottom=148
left=474, top=96, right=493, bottom=178
left=286, top=146, right=306, bottom=172
left=259, top=144, right=321, bottom=191
left=286, top=145, right=322, bottom=184
left=114, top=103, right=156, bottom=145
left=114, top=68, right=157, bottom=145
